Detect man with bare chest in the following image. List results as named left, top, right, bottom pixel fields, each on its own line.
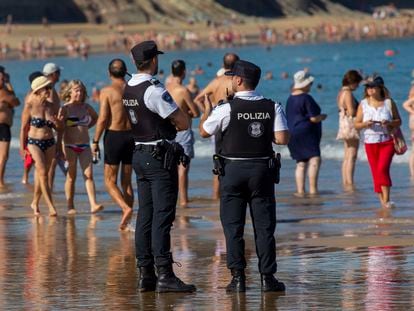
left=166, top=60, right=199, bottom=206
left=0, top=68, right=20, bottom=187
left=92, top=59, right=134, bottom=230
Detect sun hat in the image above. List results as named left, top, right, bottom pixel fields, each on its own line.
left=293, top=70, right=314, bottom=89
left=31, top=76, right=52, bottom=93
left=42, top=63, right=63, bottom=75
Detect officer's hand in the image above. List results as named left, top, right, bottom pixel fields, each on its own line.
left=92, top=143, right=100, bottom=154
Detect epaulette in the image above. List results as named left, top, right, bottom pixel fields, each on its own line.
left=150, top=78, right=160, bottom=86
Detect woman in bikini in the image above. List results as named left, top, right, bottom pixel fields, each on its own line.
left=60, top=80, right=103, bottom=214
left=19, top=76, right=62, bottom=216
left=336, top=70, right=363, bottom=189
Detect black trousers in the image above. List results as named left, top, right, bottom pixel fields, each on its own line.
left=219, top=160, right=277, bottom=275
left=132, top=148, right=178, bottom=267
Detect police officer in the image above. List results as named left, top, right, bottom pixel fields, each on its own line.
left=123, top=40, right=196, bottom=293
left=199, top=60, right=289, bottom=292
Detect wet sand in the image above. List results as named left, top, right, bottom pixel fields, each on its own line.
left=1, top=172, right=414, bottom=309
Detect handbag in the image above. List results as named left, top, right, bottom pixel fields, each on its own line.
left=391, top=127, right=407, bottom=155
left=336, top=109, right=359, bottom=140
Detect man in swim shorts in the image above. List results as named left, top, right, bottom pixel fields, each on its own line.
left=92, top=59, right=134, bottom=230
left=166, top=60, right=199, bottom=206
left=0, top=68, right=20, bottom=187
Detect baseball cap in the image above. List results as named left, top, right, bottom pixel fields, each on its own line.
left=31, top=76, right=52, bottom=93
left=225, top=60, right=261, bottom=86
left=43, top=63, right=63, bottom=75
left=131, top=41, right=164, bottom=63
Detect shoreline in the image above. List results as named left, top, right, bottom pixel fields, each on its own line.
left=1, top=14, right=414, bottom=61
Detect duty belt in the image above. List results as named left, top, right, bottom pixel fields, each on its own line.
left=135, top=144, right=157, bottom=152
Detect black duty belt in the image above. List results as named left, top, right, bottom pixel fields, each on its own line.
left=135, top=144, right=157, bottom=152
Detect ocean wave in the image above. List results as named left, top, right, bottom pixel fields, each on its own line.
left=0, top=193, right=23, bottom=200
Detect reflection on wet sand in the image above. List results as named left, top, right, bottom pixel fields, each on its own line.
left=0, top=204, right=413, bottom=309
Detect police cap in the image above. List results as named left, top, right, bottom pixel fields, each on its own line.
left=225, top=60, right=261, bottom=86
left=131, top=40, right=164, bottom=63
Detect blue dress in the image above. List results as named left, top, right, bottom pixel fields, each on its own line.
left=285, top=93, right=322, bottom=162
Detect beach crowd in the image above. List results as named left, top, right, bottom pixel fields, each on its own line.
left=2, top=14, right=414, bottom=60
left=1, top=35, right=414, bottom=294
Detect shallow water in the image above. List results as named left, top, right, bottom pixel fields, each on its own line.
left=2, top=40, right=414, bottom=309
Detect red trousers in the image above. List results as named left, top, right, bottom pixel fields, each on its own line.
left=364, top=139, right=394, bottom=193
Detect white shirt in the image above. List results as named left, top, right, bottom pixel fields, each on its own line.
left=361, top=98, right=393, bottom=144
left=202, top=90, right=289, bottom=135
left=128, top=73, right=177, bottom=119
left=128, top=73, right=178, bottom=144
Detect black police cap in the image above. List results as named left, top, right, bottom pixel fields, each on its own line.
left=225, top=60, right=261, bottom=85
left=131, top=40, right=164, bottom=63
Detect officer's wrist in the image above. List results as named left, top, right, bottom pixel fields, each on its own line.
left=92, top=140, right=99, bottom=144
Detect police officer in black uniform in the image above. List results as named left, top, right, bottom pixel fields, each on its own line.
left=123, top=40, right=196, bottom=293
left=199, top=60, right=290, bottom=292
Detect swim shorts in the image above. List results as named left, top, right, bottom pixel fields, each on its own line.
left=0, top=124, right=11, bottom=142
left=176, top=128, right=195, bottom=159
left=103, top=130, right=134, bottom=165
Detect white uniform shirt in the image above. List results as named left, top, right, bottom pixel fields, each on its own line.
left=128, top=73, right=178, bottom=144
left=203, top=90, right=289, bottom=135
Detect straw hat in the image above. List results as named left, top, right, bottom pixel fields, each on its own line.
left=31, top=76, right=52, bottom=93
left=293, top=70, right=314, bottom=89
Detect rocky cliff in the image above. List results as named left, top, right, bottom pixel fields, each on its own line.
left=1, top=0, right=413, bottom=24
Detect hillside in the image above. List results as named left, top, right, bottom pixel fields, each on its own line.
left=1, top=0, right=414, bottom=24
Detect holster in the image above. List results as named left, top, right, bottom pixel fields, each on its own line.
left=153, top=140, right=189, bottom=170
left=212, top=154, right=225, bottom=176
left=268, top=153, right=281, bottom=184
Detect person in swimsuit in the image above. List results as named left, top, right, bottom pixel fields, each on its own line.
left=0, top=69, right=20, bottom=187
left=92, top=59, right=134, bottom=230
left=336, top=70, right=363, bottom=189
left=19, top=76, right=62, bottom=216
left=166, top=60, right=199, bottom=207
left=60, top=80, right=103, bottom=214
left=402, top=83, right=414, bottom=178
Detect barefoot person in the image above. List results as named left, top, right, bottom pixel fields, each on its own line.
left=402, top=83, right=414, bottom=178
left=60, top=80, right=103, bottom=214
left=194, top=52, right=239, bottom=200
left=92, top=59, right=134, bottom=230
left=286, top=70, right=327, bottom=195
left=166, top=60, right=199, bottom=207
left=336, top=70, right=363, bottom=189
left=20, top=76, right=60, bottom=216
left=42, top=62, right=64, bottom=189
left=0, top=68, right=20, bottom=187
left=355, top=75, right=401, bottom=208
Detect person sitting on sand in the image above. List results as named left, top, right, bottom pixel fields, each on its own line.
left=20, top=76, right=62, bottom=216
left=59, top=80, right=103, bottom=214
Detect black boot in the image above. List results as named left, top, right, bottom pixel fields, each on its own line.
left=138, top=266, right=157, bottom=292
left=226, top=269, right=246, bottom=293
left=261, top=274, right=285, bottom=292
left=156, top=265, right=196, bottom=293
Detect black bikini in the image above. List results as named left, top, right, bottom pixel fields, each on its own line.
left=28, top=117, right=56, bottom=152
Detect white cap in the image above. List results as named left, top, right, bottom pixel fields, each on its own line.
left=42, top=63, right=63, bottom=75
left=216, top=68, right=226, bottom=77
left=293, top=70, right=314, bottom=89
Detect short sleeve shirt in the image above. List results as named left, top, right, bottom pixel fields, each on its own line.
left=128, top=73, right=177, bottom=119
left=202, top=90, right=289, bottom=135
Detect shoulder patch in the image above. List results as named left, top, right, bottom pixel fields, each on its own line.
left=150, top=78, right=160, bottom=86
left=162, top=91, right=174, bottom=104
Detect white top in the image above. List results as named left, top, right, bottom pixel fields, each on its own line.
left=128, top=73, right=178, bottom=145
left=128, top=73, right=178, bottom=119
left=202, top=90, right=289, bottom=135
left=361, top=98, right=393, bottom=144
